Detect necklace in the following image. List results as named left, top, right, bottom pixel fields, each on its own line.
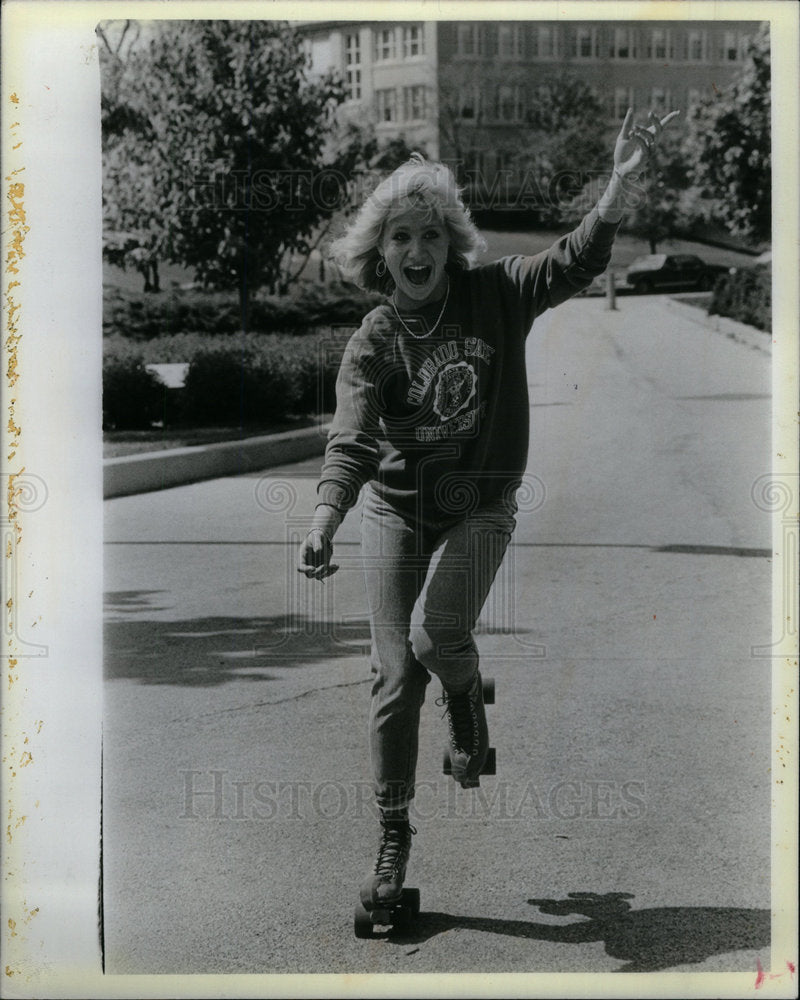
left=391, top=280, right=450, bottom=339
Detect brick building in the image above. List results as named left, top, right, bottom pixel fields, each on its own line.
left=300, top=19, right=763, bottom=191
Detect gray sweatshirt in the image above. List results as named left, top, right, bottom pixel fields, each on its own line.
left=317, top=208, right=619, bottom=521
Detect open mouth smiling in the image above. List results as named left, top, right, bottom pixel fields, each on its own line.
left=404, top=265, right=432, bottom=286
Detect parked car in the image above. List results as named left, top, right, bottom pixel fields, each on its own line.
left=625, top=253, right=731, bottom=294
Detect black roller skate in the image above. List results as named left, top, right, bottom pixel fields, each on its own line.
left=354, top=814, right=419, bottom=938
left=439, top=671, right=496, bottom=788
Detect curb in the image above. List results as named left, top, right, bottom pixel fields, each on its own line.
left=665, top=297, right=771, bottom=356
left=104, top=424, right=330, bottom=499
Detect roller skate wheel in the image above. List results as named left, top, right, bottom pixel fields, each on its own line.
left=443, top=749, right=495, bottom=776
left=402, top=887, right=421, bottom=915
left=354, top=902, right=374, bottom=938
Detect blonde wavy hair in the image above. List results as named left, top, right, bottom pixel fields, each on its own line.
left=328, top=153, right=486, bottom=295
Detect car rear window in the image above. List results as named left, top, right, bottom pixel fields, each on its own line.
left=631, top=255, right=666, bottom=269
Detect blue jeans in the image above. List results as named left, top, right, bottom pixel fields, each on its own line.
left=360, top=485, right=517, bottom=811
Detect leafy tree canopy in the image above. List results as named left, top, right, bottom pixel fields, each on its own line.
left=100, top=20, right=359, bottom=319
left=439, top=71, right=608, bottom=222
left=618, top=126, right=693, bottom=254
left=685, top=22, right=771, bottom=244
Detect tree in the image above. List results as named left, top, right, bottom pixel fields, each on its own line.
left=515, top=76, right=609, bottom=225
left=438, top=70, right=608, bottom=221
left=619, top=126, right=692, bottom=253
left=275, top=119, right=378, bottom=288
left=369, top=137, right=422, bottom=172
left=519, top=76, right=608, bottom=174
left=98, top=19, right=147, bottom=136
left=685, top=22, right=771, bottom=244
left=561, top=107, right=715, bottom=254
left=436, top=64, right=490, bottom=187
left=99, top=20, right=165, bottom=291
left=100, top=20, right=355, bottom=324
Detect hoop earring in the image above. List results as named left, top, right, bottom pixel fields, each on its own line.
left=375, top=258, right=386, bottom=278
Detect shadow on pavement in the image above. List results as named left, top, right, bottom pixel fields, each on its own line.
left=105, top=589, right=175, bottom=613
left=103, top=594, right=535, bottom=686
left=387, top=891, right=769, bottom=973
left=104, top=604, right=372, bottom=686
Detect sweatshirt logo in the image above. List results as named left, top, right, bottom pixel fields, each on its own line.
left=406, top=337, right=494, bottom=407
left=433, top=362, right=477, bottom=422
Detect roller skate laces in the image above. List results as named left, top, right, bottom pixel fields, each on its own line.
left=360, top=816, right=416, bottom=910
left=438, top=671, right=488, bottom=788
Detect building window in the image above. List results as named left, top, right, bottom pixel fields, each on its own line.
left=402, top=24, right=424, bottom=58
left=611, top=27, right=636, bottom=59
left=346, top=67, right=362, bottom=102
left=723, top=30, right=739, bottom=61
left=687, top=29, right=707, bottom=62
left=375, top=27, right=396, bottom=62
left=649, top=87, right=671, bottom=112
left=345, top=32, right=361, bottom=101
left=739, top=34, right=751, bottom=61
left=498, top=23, right=523, bottom=59
left=457, top=23, right=484, bottom=57
left=495, top=84, right=524, bottom=122
left=459, top=85, right=481, bottom=121
left=375, top=88, right=397, bottom=123
left=687, top=87, right=703, bottom=110
left=465, top=148, right=485, bottom=176
left=402, top=85, right=426, bottom=121
left=345, top=32, right=360, bottom=64
left=495, top=149, right=514, bottom=172
left=614, top=86, right=634, bottom=119
left=647, top=28, right=673, bottom=61
left=531, top=24, right=556, bottom=59
left=571, top=26, right=599, bottom=60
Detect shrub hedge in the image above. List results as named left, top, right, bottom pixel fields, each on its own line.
left=103, top=331, right=348, bottom=431
left=104, top=280, right=384, bottom=339
left=708, top=264, right=771, bottom=333
left=102, top=353, right=166, bottom=430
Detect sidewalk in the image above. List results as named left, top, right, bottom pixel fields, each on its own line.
left=664, top=295, right=771, bottom=356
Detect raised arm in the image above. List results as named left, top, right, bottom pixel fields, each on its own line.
left=495, top=108, right=681, bottom=323
left=598, top=108, right=681, bottom=223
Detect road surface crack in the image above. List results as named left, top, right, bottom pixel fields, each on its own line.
left=167, top=676, right=370, bottom=725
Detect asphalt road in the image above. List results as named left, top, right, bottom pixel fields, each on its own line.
left=103, top=295, right=773, bottom=978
